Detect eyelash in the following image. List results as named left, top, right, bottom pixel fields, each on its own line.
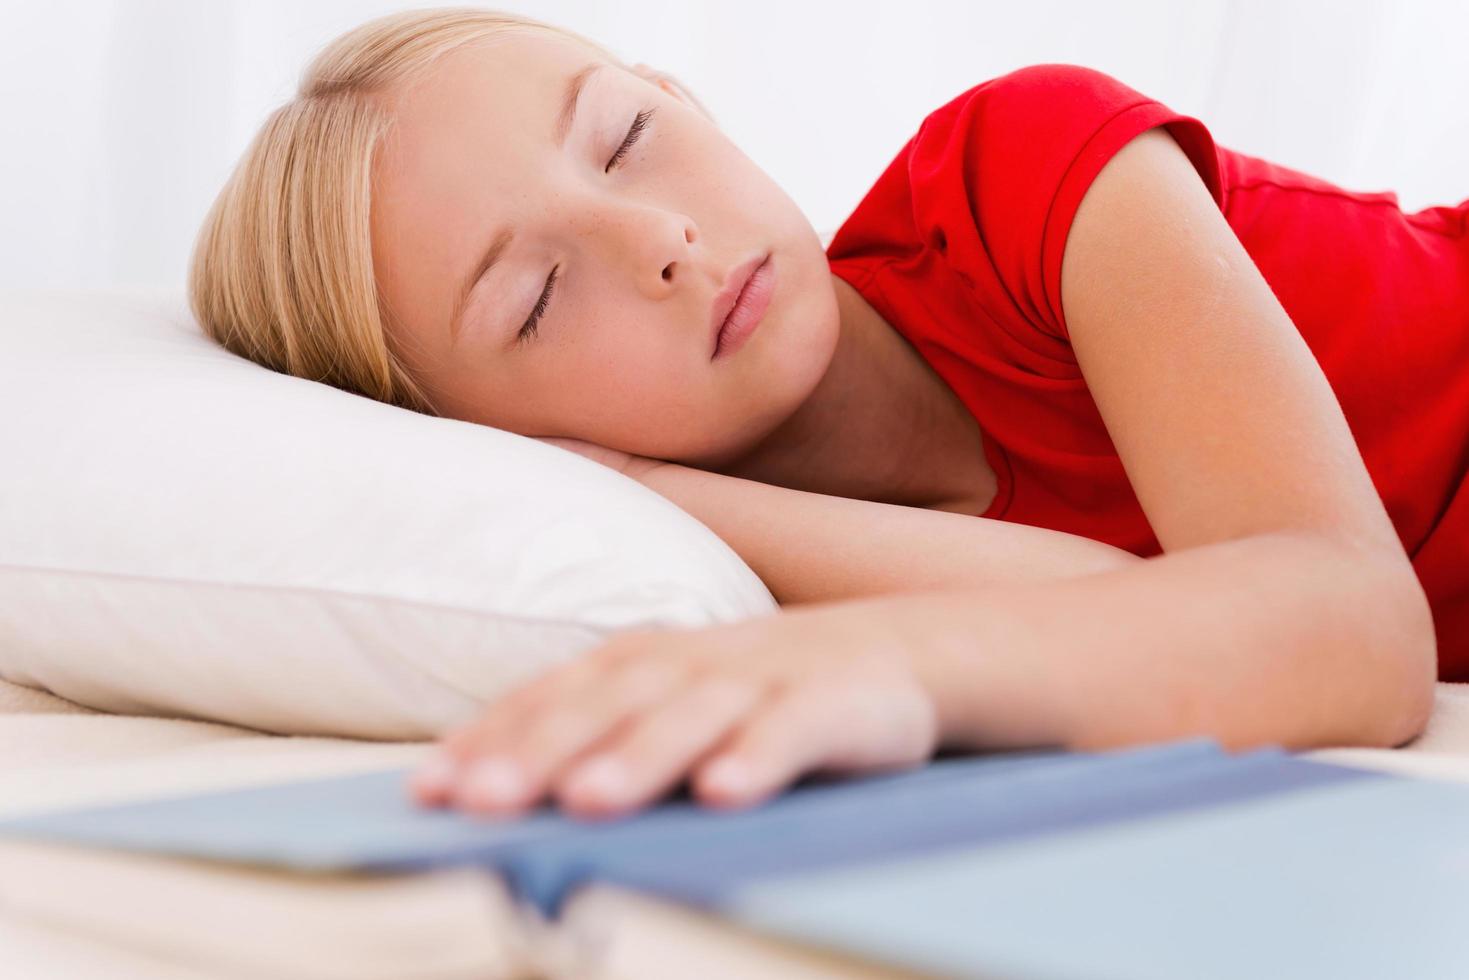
left=517, top=107, right=657, bottom=346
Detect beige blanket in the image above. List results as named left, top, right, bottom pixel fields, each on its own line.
left=2, top=676, right=1467, bottom=978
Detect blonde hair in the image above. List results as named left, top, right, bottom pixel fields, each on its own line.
left=189, top=7, right=648, bottom=416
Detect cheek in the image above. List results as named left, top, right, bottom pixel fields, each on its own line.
left=571, top=333, right=687, bottom=402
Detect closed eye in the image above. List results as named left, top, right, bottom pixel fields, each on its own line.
left=517, top=107, right=657, bottom=346
left=605, top=107, right=654, bottom=172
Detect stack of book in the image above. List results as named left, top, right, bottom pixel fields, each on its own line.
left=3, top=737, right=1465, bottom=979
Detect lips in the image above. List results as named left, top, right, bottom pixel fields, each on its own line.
left=709, top=252, right=770, bottom=357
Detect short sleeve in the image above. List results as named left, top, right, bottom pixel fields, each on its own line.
left=905, top=64, right=1224, bottom=343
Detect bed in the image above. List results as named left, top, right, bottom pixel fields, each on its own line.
left=5, top=280, right=1467, bottom=977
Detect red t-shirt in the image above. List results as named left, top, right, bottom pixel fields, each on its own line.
left=825, top=64, right=1469, bottom=681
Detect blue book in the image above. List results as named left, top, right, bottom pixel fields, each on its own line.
left=2, top=737, right=1465, bottom=979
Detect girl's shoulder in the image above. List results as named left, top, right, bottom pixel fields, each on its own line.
left=829, top=63, right=1224, bottom=343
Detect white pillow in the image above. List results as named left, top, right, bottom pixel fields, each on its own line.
left=0, top=289, right=778, bottom=740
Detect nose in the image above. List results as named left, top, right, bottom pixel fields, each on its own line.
left=658, top=221, right=699, bottom=284
left=585, top=203, right=699, bottom=297
left=644, top=213, right=698, bottom=295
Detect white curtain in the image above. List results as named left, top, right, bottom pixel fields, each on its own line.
left=3, top=0, right=1465, bottom=291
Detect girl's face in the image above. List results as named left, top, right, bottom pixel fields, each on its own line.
left=371, top=32, right=839, bottom=465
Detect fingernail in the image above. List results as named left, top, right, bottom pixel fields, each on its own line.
left=460, top=758, right=528, bottom=809
left=567, top=756, right=629, bottom=803
left=411, top=754, right=457, bottom=795
left=703, top=756, right=752, bottom=796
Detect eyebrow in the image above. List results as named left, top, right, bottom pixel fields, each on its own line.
left=448, top=61, right=605, bottom=345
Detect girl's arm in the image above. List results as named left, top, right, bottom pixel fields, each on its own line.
left=853, top=529, right=1432, bottom=755
left=633, top=460, right=1430, bottom=754
left=635, top=461, right=1143, bottom=605
left=536, top=435, right=1141, bottom=597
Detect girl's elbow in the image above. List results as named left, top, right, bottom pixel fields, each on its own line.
left=1383, top=639, right=1436, bottom=749
left=1368, top=572, right=1438, bottom=749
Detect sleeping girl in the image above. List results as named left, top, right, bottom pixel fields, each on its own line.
left=188, top=7, right=1467, bottom=821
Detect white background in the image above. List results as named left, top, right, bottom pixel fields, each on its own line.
left=3, top=0, right=1466, bottom=291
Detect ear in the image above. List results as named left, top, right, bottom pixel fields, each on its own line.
left=630, top=62, right=680, bottom=98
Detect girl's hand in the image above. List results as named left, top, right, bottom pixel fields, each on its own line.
left=533, top=436, right=665, bottom=482
left=407, top=605, right=940, bottom=820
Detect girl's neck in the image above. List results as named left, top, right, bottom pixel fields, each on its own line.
left=709, top=272, right=994, bottom=513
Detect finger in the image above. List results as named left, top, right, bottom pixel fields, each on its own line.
left=553, top=673, right=766, bottom=819
left=685, top=687, right=833, bottom=811
left=411, top=643, right=640, bottom=807
left=410, top=664, right=592, bottom=808
left=446, top=653, right=692, bottom=816
left=692, top=683, right=933, bottom=810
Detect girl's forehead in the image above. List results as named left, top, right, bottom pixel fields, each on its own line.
left=377, top=36, right=623, bottom=169
left=390, top=33, right=614, bottom=109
